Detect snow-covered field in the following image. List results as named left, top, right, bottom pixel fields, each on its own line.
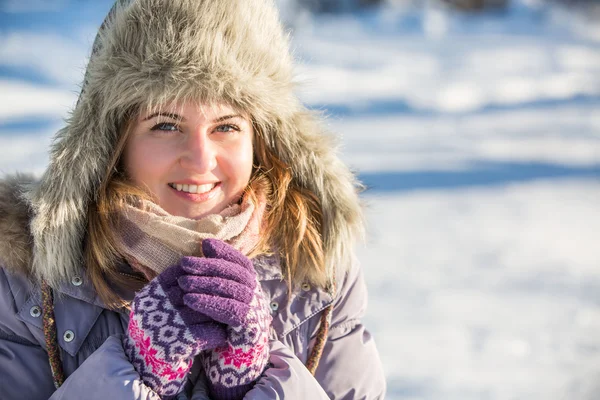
left=1, top=1, right=599, bottom=399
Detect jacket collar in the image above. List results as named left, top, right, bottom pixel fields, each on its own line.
left=54, top=267, right=106, bottom=308
left=253, top=253, right=283, bottom=281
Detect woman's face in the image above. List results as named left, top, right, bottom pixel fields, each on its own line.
left=123, top=102, right=254, bottom=220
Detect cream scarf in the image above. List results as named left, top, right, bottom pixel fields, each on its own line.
left=117, top=192, right=265, bottom=279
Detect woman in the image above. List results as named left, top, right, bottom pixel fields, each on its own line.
left=0, top=0, right=386, bottom=399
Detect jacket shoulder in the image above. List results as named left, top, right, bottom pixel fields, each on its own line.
left=0, top=174, right=34, bottom=276
left=0, top=267, right=41, bottom=346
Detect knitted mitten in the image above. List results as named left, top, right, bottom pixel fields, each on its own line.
left=179, top=239, right=272, bottom=400
left=123, top=262, right=228, bottom=398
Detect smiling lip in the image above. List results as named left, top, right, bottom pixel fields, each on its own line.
left=168, top=182, right=220, bottom=202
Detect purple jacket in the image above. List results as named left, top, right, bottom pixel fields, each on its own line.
left=0, top=255, right=386, bottom=399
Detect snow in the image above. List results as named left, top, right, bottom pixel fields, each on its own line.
left=289, top=3, right=600, bottom=398
left=1, top=1, right=599, bottom=398
left=360, top=180, right=600, bottom=399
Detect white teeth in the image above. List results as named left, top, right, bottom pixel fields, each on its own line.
left=197, top=184, right=214, bottom=193
left=170, top=183, right=216, bottom=194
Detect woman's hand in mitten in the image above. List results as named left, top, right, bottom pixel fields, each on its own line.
left=123, top=261, right=228, bottom=398
left=178, top=239, right=272, bottom=400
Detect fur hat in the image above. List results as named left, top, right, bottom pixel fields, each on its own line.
left=8, top=0, right=363, bottom=287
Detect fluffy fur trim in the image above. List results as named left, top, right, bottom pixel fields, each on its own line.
left=18, top=0, right=363, bottom=288
left=0, top=174, right=35, bottom=275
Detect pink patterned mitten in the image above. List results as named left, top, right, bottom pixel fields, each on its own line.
left=179, top=239, right=272, bottom=400
left=123, top=262, right=227, bottom=398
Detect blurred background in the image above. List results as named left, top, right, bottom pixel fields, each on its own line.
left=1, top=0, right=599, bottom=398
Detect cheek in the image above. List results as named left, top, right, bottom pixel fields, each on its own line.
left=123, top=140, right=166, bottom=186
left=236, top=137, right=254, bottom=184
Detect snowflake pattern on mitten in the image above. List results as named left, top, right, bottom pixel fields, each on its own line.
left=201, top=280, right=272, bottom=400
left=123, top=266, right=226, bottom=398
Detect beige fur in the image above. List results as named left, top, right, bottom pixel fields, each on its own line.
left=0, top=174, right=34, bottom=275
left=1, top=0, right=364, bottom=287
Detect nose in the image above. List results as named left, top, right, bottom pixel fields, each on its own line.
left=179, top=131, right=218, bottom=173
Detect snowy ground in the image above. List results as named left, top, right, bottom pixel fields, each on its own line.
left=290, top=5, right=600, bottom=398
left=1, top=1, right=599, bottom=399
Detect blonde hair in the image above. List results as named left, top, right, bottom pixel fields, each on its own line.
left=85, top=113, right=327, bottom=310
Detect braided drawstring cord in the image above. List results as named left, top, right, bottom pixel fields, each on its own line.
left=305, top=271, right=337, bottom=375
left=41, top=280, right=65, bottom=388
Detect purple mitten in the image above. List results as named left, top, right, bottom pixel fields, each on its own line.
left=123, top=263, right=228, bottom=398
left=178, top=239, right=272, bottom=400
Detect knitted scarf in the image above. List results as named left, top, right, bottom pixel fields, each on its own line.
left=116, top=192, right=266, bottom=280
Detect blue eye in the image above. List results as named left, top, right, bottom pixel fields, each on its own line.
left=214, top=124, right=240, bottom=133
left=150, top=122, right=179, bottom=132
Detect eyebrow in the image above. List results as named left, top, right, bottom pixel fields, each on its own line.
left=143, top=112, right=185, bottom=121
left=142, top=113, right=243, bottom=123
left=214, top=114, right=243, bottom=123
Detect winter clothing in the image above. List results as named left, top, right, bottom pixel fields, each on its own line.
left=0, top=0, right=386, bottom=398
left=193, top=240, right=272, bottom=400
left=0, top=182, right=386, bottom=398
left=118, top=193, right=265, bottom=279
left=123, top=258, right=228, bottom=398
